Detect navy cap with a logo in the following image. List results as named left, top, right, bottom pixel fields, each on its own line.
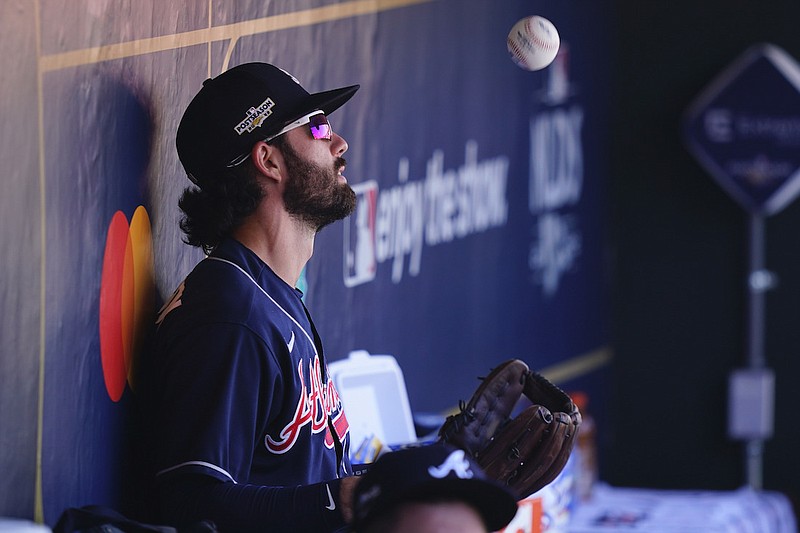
left=352, top=443, right=518, bottom=531
left=176, top=62, right=359, bottom=187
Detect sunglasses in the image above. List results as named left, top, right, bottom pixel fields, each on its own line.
left=265, top=111, right=332, bottom=143
left=227, top=111, right=333, bottom=167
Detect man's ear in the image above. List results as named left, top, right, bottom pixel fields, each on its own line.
left=251, top=140, right=282, bottom=182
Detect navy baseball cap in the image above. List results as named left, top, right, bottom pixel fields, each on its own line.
left=176, top=62, right=359, bottom=187
left=352, top=443, right=518, bottom=531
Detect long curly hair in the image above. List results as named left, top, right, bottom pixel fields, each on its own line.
left=178, top=157, right=266, bottom=255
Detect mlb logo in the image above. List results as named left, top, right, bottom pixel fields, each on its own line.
left=344, top=180, right=379, bottom=287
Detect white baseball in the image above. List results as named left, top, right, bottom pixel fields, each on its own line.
left=507, top=16, right=560, bottom=71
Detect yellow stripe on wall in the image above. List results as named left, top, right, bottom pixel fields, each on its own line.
left=38, top=0, right=433, bottom=73
left=540, top=346, right=613, bottom=384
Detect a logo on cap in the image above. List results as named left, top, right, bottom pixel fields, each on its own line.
left=428, top=449, right=474, bottom=480
left=234, top=98, right=275, bottom=135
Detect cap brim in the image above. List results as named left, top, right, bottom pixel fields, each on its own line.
left=278, top=84, right=359, bottom=132
left=310, top=84, right=360, bottom=116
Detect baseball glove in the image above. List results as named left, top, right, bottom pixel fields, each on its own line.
left=438, top=359, right=582, bottom=499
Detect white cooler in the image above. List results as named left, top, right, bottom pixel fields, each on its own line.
left=328, top=350, right=417, bottom=461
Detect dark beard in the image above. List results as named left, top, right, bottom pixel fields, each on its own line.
left=280, top=141, right=357, bottom=231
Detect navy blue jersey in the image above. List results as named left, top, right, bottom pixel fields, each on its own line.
left=145, top=238, right=351, bottom=528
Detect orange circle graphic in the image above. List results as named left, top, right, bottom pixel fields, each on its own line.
left=127, top=206, right=155, bottom=390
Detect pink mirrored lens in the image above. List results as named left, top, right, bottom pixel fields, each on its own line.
left=309, top=115, right=332, bottom=140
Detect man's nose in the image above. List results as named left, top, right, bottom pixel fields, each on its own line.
left=331, top=132, right=348, bottom=156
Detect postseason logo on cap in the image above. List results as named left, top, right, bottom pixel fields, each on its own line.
left=234, top=98, right=276, bottom=135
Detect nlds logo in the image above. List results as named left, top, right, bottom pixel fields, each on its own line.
left=528, top=44, right=585, bottom=296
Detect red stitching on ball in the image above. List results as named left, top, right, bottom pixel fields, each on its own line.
left=507, top=37, right=530, bottom=68
left=526, top=19, right=557, bottom=51
left=530, top=32, right=557, bottom=50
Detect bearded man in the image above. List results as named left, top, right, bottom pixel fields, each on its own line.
left=139, top=63, right=362, bottom=533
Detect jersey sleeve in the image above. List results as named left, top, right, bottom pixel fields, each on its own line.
left=152, top=321, right=279, bottom=485
left=157, top=473, right=348, bottom=532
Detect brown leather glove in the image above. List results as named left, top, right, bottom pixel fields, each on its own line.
left=438, top=359, right=582, bottom=499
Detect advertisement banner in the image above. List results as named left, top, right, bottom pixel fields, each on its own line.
left=13, top=0, right=612, bottom=523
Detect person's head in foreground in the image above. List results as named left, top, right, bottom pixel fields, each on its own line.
left=351, top=443, right=518, bottom=533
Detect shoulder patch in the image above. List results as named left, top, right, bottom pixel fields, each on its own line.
left=156, top=281, right=185, bottom=326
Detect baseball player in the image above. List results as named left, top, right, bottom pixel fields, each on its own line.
left=138, top=63, right=361, bottom=532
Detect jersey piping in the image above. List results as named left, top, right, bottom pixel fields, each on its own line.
left=158, top=461, right=237, bottom=483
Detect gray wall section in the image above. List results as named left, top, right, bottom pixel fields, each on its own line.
left=0, top=0, right=43, bottom=520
